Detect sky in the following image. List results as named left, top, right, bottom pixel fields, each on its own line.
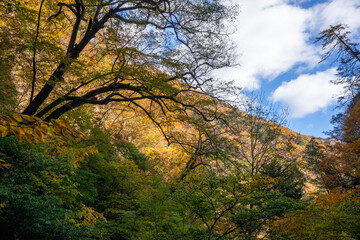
left=212, top=0, right=360, bottom=138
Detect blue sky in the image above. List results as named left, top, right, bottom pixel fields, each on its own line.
left=212, top=0, right=360, bottom=138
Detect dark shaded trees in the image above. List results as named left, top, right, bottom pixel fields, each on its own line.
left=261, top=159, right=305, bottom=200
left=0, top=136, right=105, bottom=240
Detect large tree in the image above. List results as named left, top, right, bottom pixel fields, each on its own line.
left=1, top=0, right=236, bottom=131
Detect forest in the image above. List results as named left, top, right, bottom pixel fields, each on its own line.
left=0, top=0, right=359, bottom=239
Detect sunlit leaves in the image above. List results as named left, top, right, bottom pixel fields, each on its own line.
left=76, top=206, right=106, bottom=226
left=0, top=113, right=85, bottom=143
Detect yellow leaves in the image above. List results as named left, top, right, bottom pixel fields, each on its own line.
left=0, top=153, right=10, bottom=170
left=0, top=113, right=86, bottom=143
left=76, top=207, right=106, bottom=226
left=20, top=113, right=37, bottom=122
left=0, top=115, right=17, bottom=126
left=51, top=119, right=67, bottom=128
left=56, top=145, right=99, bottom=168
left=69, top=128, right=86, bottom=139
left=0, top=125, right=9, bottom=137
left=54, top=125, right=63, bottom=136
left=9, top=113, right=23, bottom=123
left=23, top=127, right=35, bottom=143
left=10, top=126, right=25, bottom=143
left=0, top=113, right=38, bottom=125
left=33, top=126, right=47, bottom=143
left=85, top=146, right=98, bottom=155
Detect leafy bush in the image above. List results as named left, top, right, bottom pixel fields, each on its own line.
left=0, top=136, right=104, bottom=240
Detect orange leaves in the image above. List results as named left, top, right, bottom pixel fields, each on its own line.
left=0, top=159, right=10, bottom=170
left=342, top=99, right=360, bottom=142
left=0, top=113, right=86, bottom=143
left=315, top=99, right=360, bottom=191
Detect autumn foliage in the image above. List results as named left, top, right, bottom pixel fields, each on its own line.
left=316, top=99, right=360, bottom=191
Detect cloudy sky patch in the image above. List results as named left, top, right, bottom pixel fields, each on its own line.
left=216, top=0, right=360, bottom=136
left=310, top=0, right=360, bottom=32
left=271, top=68, right=344, bottom=118
left=214, top=0, right=318, bottom=90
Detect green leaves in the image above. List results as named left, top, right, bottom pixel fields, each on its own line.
left=0, top=136, right=104, bottom=239
left=170, top=162, right=308, bottom=239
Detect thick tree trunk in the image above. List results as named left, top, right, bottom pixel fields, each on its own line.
left=44, top=100, right=85, bottom=121
left=21, top=8, right=112, bottom=116
left=22, top=63, right=66, bottom=115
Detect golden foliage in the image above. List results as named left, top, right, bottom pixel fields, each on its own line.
left=0, top=152, right=10, bottom=170
left=0, top=113, right=85, bottom=143
left=76, top=206, right=106, bottom=226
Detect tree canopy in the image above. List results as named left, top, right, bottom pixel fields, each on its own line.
left=317, top=24, right=360, bottom=102
left=1, top=0, right=236, bottom=124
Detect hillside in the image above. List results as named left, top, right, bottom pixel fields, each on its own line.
left=87, top=99, right=331, bottom=195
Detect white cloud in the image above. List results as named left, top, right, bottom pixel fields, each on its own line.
left=213, top=0, right=360, bottom=88
left=310, top=0, right=360, bottom=35
left=212, top=0, right=319, bottom=90
left=271, top=68, right=344, bottom=118
left=212, top=0, right=360, bottom=119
